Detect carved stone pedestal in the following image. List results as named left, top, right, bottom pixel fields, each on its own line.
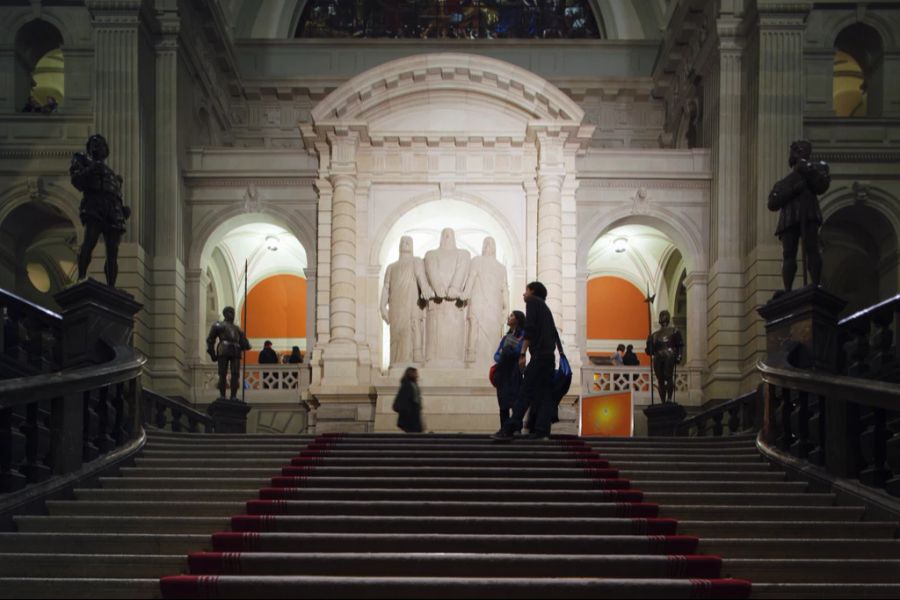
left=757, top=285, right=847, bottom=370
left=643, top=402, right=687, bottom=437
left=54, top=278, right=142, bottom=368
left=208, top=398, right=251, bottom=434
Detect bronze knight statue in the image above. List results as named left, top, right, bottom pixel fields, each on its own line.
left=206, top=306, right=251, bottom=401
left=70, top=134, right=131, bottom=287
left=645, top=310, right=684, bottom=404
left=767, top=139, right=831, bottom=295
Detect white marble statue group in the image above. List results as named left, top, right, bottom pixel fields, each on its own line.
left=380, top=228, right=509, bottom=369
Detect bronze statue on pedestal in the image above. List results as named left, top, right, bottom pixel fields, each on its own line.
left=645, top=310, right=683, bottom=404
left=206, top=306, right=251, bottom=401
left=767, top=139, right=831, bottom=296
left=70, top=134, right=130, bottom=287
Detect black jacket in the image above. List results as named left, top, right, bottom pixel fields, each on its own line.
left=524, top=295, right=557, bottom=358
left=258, top=347, right=279, bottom=364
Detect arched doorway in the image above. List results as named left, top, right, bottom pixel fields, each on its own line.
left=0, top=199, right=78, bottom=310
left=821, top=204, right=897, bottom=316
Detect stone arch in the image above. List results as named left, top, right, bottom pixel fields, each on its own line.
left=825, top=13, right=897, bottom=51
left=820, top=185, right=900, bottom=240
left=188, top=205, right=316, bottom=273
left=367, top=189, right=525, bottom=271
left=310, top=53, right=585, bottom=125
left=577, top=204, right=706, bottom=276
left=0, top=181, right=83, bottom=246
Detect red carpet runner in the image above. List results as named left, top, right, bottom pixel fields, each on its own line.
left=160, top=433, right=752, bottom=599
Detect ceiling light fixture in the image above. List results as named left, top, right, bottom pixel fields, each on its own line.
left=613, top=237, right=628, bottom=253
left=265, top=235, right=279, bottom=251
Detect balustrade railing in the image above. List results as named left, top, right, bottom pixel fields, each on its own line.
left=142, top=389, right=214, bottom=433
left=582, top=365, right=689, bottom=404
left=194, top=363, right=311, bottom=403
left=758, top=360, right=900, bottom=498
left=0, top=289, right=63, bottom=378
left=676, top=389, right=761, bottom=437
left=0, top=345, right=145, bottom=493
left=837, top=293, right=900, bottom=381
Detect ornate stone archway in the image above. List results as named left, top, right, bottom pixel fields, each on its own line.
left=302, top=53, right=594, bottom=431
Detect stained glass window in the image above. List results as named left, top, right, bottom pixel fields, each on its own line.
left=295, top=1, right=601, bottom=39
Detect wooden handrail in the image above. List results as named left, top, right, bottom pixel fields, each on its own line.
left=838, top=292, right=900, bottom=328
left=0, top=289, right=61, bottom=324
left=142, top=388, right=214, bottom=432
left=758, top=360, right=900, bottom=412
left=0, top=346, right=145, bottom=410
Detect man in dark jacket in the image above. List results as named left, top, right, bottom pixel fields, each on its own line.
left=258, top=340, right=278, bottom=389
left=767, top=139, right=831, bottom=294
left=492, top=281, right=558, bottom=441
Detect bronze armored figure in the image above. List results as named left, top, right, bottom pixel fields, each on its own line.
left=70, top=134, right=130, bottom=287
left=767, top=139, right=831, bottom=295
left=206, top=306, right=251, bottom=401
left=645, top=310, right=683, bottom=404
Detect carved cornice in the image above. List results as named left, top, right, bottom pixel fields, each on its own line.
left=578, top=178, right=710, bottom=190
left=183, top=177, right=317, bottom=188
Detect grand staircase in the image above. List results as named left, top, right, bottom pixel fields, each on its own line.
left=2, top=430, right=899, bottom=598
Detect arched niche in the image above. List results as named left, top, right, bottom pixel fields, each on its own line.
left=14, top=19, right=64, bottom=111
left=833, top=23, right=884, bottom=117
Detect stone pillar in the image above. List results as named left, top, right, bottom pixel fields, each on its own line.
left=321, top=129, right=360, bottom=385
left=86, top=0, right=144, bottom=247
left=85, top=0, right=151, bottom=357
left=304, top=267, right=316, bottom=361
left=705, top=17, right=745, bottom=401
left=684, top=270, right=708, bottom=404
left=535, top=131, right=566, bottom=324
left=149, top=10, right=187, bottom=396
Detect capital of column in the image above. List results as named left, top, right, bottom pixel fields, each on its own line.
left=329, top=172, right=358, bottom=191
left=683, top=271, right=708, bottom=289
left=536, top=171, right=565, bottom=193
left=85, top=0, right=143, bottom=24
left=327, top=128, right=361, bottom=169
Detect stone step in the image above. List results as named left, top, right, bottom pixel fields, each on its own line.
left=636, top=480, right=807, bottom=493
left=660, top=505, right=865, bottom=522
left=725, top=559, right=900, bottom=583
left=75, top=488, right=258, bottom=502
left=208, top=532, right=700, bottom=555
left=646, top=492, right=836, bottom=507
left=244, top=500, right=661, bottom=518
left=123, top=467, right=629, bottom=479
left=0, top=578, right=158, bottom=599
left=14, top=516, right=229, bottom=534
left=0, top=554, right=185, bottom=578
left=158, top=575, right=752, bottom=599
left=0, top=533, right=210, bottom=554
left=677, top=520, right=897, bottom=539
left=183, top=551, right=724, bottom=578
left=46, top=501, right=245, bottom=518
left=619, top=469, right=781, bottom=480
left=141, top=445, right=761, bottom=456
left=700, top=538, right=900, bottom=559
left=100, top=477, right=268, bottom=490
left=751, top=583, right=900, bottom=599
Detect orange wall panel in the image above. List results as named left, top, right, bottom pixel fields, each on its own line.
left=239, top=275, right=307, bottom=363
left=586, top=276, right=649, bottom=340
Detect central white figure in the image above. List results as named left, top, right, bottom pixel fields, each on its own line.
left=461, top=236, right=509, bottom=365
left=423, top=228, right=470, bottom=367
left=380, top=236, right=433, bottom=366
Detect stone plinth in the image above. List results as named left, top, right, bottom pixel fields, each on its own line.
left=54, top=278, right=143, bottom=368
left=643, top=402, right=687, bottom=437
left=757, top=286, right=847, bottom=371
left=207, top=398, right=252, bottom=434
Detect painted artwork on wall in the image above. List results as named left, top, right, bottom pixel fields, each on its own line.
left=580, top=391, right=633, bottom=437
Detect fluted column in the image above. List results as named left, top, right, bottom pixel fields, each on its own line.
left=304, top=267, right=316, bottom=360
left=705, top=16, right=745, bottom=400
left=754, top=4, right=807, bottom=248
left=535, top=131, right=566, bottom=324
left=321, top=129, right=360, bottom=385
left=684, top=271, right=708, bottom=405
left=86, top=0, right=144, bottom=247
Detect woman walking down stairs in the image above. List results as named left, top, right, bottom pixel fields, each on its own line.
left=1, top=431, right=899, bottom=598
